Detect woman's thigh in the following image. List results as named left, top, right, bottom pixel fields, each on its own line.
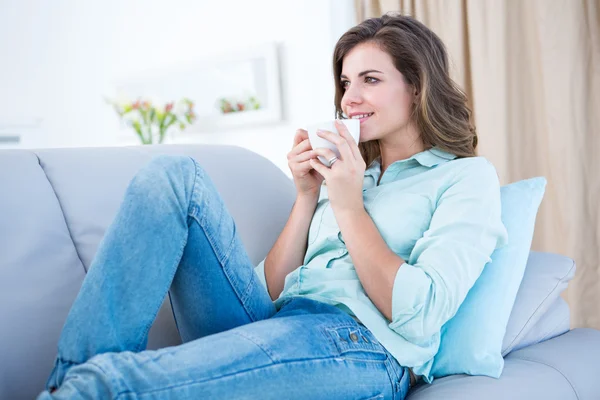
left=50, top=298, right=409, bottom=400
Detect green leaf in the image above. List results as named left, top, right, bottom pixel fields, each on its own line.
left=132, top=121, right=146, bottom=144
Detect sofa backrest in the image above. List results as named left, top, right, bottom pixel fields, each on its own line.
left=0, top=144, right=296, bottom=400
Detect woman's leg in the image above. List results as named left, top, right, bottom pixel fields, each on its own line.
left=39, top=298, right=410, bottom=400
left=45, top=155, right=276, bottom=391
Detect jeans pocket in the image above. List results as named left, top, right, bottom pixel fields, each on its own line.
left=325, top=325, right=388, bottom=362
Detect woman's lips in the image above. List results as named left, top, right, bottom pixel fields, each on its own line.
left=350, top=112, right=374, bottom=124
left=357, top=113, right=373, bottom=124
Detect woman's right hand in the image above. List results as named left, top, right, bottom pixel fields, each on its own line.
left=287, top=129, right=324, bottom=199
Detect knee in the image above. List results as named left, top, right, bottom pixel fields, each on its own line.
left=46, top=360, right=118, bottom=399
left=145, top=154, right=196, bottom=175
left=130, top=155, right=200, bottom=195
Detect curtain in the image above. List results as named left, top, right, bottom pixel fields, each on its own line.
left=355, top=0, right=600, bottom=330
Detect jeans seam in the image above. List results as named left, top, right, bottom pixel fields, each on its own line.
left=131, top=158, right=196, bottom=352
left=383, top=355, right=406, bottom=398
left=187, top=156, right=202, bottom=217
left=190, top=161, right=233, bottom=269
left=114, top=357, right=343, bottom=399
left=187, top=159, right=260, bottom=322
left=238, top=272, right=261, bottom=320
left=191, top=215, right=257, bottom=310
left=132, top=227, right=188, bottom=352
left=191, top=213, right=259, bottom=322
left=384, top=357, right=399, bottom=399
left=188, top=157, right=258, bottom=321
left=232, top=331, right=278, bottom=363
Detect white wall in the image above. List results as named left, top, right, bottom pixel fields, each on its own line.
left=0, top=0, right=356, bottom=176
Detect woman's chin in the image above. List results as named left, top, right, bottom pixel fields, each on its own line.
left=358, top=133, right=375, bottom=143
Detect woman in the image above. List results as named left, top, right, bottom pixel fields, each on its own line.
left=39, top=13, right=506, bottom=400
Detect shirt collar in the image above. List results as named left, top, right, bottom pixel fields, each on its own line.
left=413, top=147, right=457, bottom=167
left=364, top=147, right=457, bottom=180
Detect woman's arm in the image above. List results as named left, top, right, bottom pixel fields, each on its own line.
left=335, top=208, right=402, bottom=320
left=338, top=159, right=507, bottom=341
left=263, top=193, right=319, bottom=301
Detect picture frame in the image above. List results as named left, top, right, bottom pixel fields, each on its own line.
left=111, top=42, right=283, bottom=135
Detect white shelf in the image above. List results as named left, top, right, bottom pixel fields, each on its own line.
left=0, top=117, right=44, bottom=149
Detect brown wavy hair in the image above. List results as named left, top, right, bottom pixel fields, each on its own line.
left=333, top=13, right=477, bottom=166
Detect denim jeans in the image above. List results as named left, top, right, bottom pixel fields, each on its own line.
left=37, top=155, right=410, bottom=400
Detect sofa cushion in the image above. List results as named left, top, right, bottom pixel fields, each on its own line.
left=408, top=329, right=600, bottom=400
left=431, top=177, right=546, bottom=378
left=502, top=252, right=574, bottom=355
left=0, top=151, right=86, bottom=400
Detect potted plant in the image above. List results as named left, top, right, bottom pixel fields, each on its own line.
left=107, top=96, right=197, bottom=144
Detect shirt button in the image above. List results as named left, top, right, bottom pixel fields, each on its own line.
left=350, top=333, right=359, bottom=342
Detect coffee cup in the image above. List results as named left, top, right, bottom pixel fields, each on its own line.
left=305, top=119, right=360, bottom=166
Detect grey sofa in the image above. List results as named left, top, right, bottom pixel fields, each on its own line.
left=1, top=144, right=599, bottom=400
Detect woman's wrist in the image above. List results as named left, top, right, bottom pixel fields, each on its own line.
left=295, top=191, right=320, bottom=208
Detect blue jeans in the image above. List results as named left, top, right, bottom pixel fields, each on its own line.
left=37, top=155, right=410, bottom=399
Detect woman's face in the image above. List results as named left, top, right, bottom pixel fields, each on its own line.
left=340, top=42, right=416, bottom=144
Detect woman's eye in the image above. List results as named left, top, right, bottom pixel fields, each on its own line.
left=341, top=77, right=378, bottom=90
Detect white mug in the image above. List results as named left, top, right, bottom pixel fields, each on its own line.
left=305, top=119, right=360, bottom=166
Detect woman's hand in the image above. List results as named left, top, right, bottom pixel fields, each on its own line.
left=310, top=120, right=366, bottom=214
left=287, top=129, right=324, bottom=199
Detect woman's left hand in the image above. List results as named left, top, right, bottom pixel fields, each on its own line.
left=310, top=120, right=366, bottom=215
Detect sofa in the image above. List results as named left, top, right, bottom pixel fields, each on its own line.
left=1, top=144, right=599, bottom=399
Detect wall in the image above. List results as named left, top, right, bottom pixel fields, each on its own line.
left=0, top=0, right=356, bottom=175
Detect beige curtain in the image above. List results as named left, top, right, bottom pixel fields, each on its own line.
left=355, top=0, right=600, bottom=330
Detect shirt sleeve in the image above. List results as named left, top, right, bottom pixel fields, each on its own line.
left=254, top=258, right=269, bottom=290
left=389, top=158, right=508, bottom=344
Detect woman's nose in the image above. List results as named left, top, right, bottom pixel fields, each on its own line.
left=342, top=85, right=363, bottom=108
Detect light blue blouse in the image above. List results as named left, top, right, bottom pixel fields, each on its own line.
left=254, top=147, right=507, bottom=383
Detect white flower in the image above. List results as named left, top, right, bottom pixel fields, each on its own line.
left=173, top=100, right=189, bottom=116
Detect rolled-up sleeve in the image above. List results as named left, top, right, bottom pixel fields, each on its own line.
left=389, top=159, right=508, bottom=344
